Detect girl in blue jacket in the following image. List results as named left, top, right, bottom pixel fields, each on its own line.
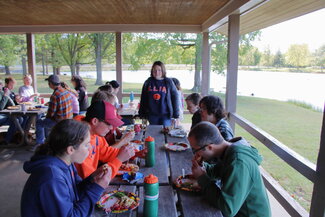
left=21, top=119, right=111, bottom=217
left=139, top=61, right=180, bottom=126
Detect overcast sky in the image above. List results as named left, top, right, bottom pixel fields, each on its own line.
left=251, top=8, right=325, bottom=54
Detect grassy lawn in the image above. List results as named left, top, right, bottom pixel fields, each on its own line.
left=4, top=73, right=323, bottom=211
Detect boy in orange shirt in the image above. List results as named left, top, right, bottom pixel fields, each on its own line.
left=74, top=100, right=135, bottom=179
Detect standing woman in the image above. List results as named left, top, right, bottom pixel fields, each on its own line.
left=71, top=75, right=89, bottom=114
left=18, top=74, right=39, bottom=102
left=21, top=119, right=111, bottom=217
left=139, top=61, right=179, bottom=126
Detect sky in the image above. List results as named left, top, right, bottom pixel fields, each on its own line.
left=251, top=8, right=325, bottom=54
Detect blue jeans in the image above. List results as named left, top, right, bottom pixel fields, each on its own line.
left=35, top=118, right=56, bottom=145
left=148, top=115, right=172, bottom=126
left=0, top=114, right=20, bottom=143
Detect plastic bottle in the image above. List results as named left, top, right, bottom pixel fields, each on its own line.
left=144, top=174, right=159, bottom=217
left=145, top=136, right=155, bottom=167
left=129, top=91, right=134, bottom=102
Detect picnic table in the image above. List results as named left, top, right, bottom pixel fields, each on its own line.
left=118, top=102, right=139, bottom=125
left=93, top=125, right=223, bottom=217
left=0, top=105, right=47, bottom=147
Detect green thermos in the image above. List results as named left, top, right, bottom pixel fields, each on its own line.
left=145, top=136, right=155, bottom=167
left=144, top=174, right=159, bottom=217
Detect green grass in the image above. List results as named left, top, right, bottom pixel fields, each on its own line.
left=4, top=73, right=323, bottom=211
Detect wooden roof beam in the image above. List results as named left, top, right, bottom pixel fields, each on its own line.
left=202, top=0, right=268, bottom=33
left=0, top=24, right=201, bottom=34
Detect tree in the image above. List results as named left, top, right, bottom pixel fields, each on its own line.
left=239, top=46, right=261, bottom=66
left=312, top=45, right=325, bottom=72
left=273, top=50, right=285, bottom=68
left=88, top=33, right=115, bottom=85
left=261, top=46, right=273, bottom=67
left=0, top=35, right=20, bottom=74
left=286, top=44, right=310, bottom=69
left=36, top=34, right=51, bottom=75
left=54, top=33, right=89, bottom=76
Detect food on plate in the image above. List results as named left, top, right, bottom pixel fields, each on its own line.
left=7, top=106, right=20, bottom=110
left=27, top=107, right=41, bottom=111
left=117, top=163, right=139, bottom=175
left=175, top=174, right=201, bottom=192
left=164, top=142, right=190, bottom=151
left=97, top=190, right=140, bottom=213
left=102, top=164, right=110, bottom=174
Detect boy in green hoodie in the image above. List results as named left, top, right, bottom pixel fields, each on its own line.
left=188, top=121, right=271, bottom=217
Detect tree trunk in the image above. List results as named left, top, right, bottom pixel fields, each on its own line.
left=69, top=65, right=76, bottom=76
left=22, top=56, right=27, bottom=75
left=57, top=67, right=61, bottom=75
left=44, top=52, right=49, bottom=75
left=5, top=65, right=10, bottom=75
left=41, top=54, right=45, bottom=76
left=95, top=37, right=103, bottom=85
left=193, top=34, right=202, bottom=91
left=76, top=63, right=80, bottom=75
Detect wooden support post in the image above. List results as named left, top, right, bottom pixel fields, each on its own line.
left=115, top=32, right=122, bottom=103
left=26, top=33, right=37, bottom=92
left=310, top=108, right=325, bottom=217
left=225, top=14, right=240, bottom=131
left=201, top=32, right=210, bottom=96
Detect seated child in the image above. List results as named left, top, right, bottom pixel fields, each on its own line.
left=185, top=93, right=202, bottom=129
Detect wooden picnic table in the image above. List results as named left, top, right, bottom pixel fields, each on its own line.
left=93, top=125, right=223, bottom=217
left=0, top=107, right=46, bottom=147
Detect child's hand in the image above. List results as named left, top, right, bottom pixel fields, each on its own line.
left=117, top=144, right=135, bottom=162
left=92, top=164, right=112, bottom=189
left=191, top=159, right=206, bottom=179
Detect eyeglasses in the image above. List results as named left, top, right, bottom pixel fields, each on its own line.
left=193, top=145, right=209, bottom=154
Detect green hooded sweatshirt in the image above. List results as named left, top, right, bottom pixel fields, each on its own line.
left=198, top=138, right=271, bottom=217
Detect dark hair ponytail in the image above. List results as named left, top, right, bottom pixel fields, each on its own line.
left=34, top=119, right=89, bottom=157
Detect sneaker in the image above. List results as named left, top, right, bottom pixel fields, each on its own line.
left=0, top=150, right=15, bottom=160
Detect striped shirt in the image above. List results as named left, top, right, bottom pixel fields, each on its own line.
left=46, top=86, right=73, bottom=121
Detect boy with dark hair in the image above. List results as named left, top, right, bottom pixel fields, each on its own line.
left=188, top=121, right=271, bottom=217
left=185, top=93, right=202, bottom=129
left=200, top=95, right=234, bottom=141
left=74, top=100, right=135, bottom=179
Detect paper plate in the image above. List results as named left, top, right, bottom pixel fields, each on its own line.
left=97, top=190, right=140, bottom=213
left=168, top=129, right=187, bottom=138
left=164, top=142, right=190, bottom=151
left=175, top=174, right=201, bottom=192
left=117, top=163, right=139, bottom=176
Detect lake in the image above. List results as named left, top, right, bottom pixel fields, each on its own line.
left=67, top=69, right=325, bottom=111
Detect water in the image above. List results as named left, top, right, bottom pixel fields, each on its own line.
left=64, top=69, right=325, bottom=111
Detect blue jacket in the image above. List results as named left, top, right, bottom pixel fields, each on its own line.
left=139, top=77, right=180, bottom=119
left=216, top=119, right=234, bottom=141
left=21, top=155, right=104, bottom=217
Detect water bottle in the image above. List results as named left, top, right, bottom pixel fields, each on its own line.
left=145, top=136, right=155, bottom=167
left=144, top=174, right=159, bottom=217
left=129, top=91, right=134, bottom=102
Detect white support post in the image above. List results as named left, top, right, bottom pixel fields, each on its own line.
left=26, top=33, right=37, bottom=92
left=310, top=108, right=325, bottom=217
left=201, top=32, right=210, bottom=96
left=115, top=32, right=122, bottom=103
left=225, top=14, right=240, bottom=131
